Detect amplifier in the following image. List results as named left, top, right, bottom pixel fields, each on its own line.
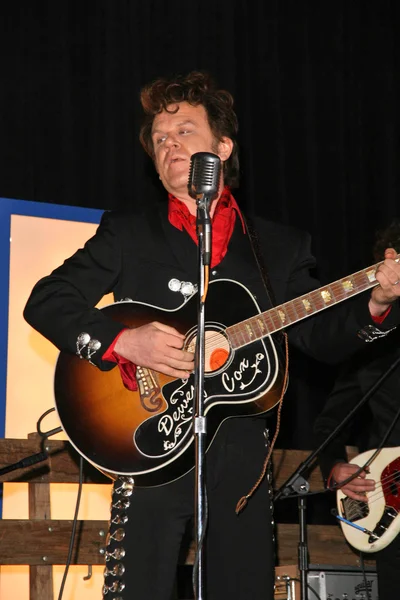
left=307, top=569, right=378, bottom=600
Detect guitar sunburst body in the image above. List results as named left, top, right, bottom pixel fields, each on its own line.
left=55, top=280, right=285, bottom=486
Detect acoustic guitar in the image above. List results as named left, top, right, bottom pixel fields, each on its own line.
left=54, top=261, right=389, bottom=486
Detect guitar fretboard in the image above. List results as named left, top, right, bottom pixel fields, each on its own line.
left=226, top=257, right=397, bottom=349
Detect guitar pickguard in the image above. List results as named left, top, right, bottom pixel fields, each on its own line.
left=135, top=337, right=275, bottom=459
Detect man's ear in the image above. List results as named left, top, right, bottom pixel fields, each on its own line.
left=218, top=137, right=233, bottom=162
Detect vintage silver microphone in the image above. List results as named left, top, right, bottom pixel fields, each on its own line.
left=188, top=152, right=221, bottom=266
left=188, top=151, right=221, bottom=203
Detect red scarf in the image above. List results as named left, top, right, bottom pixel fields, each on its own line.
left=168, top=186, right=245, bottom=267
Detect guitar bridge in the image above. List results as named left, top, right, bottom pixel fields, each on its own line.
left=340, top=496, right=369, bottom=522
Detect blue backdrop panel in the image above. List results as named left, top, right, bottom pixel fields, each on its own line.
left=0, top=197, right=103, bottom=447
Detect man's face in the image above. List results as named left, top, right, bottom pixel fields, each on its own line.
left=151, top=102, right=230, bottom=202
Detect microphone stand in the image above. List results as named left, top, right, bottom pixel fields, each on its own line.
left=273, top=351, right=400, bottom=600
left=193, top=193, right=212, bottom=600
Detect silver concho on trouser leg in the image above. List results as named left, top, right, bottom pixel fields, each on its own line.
left=102, top=477, right=133, bottom=598
left=264, top=429, right=275, bottom=546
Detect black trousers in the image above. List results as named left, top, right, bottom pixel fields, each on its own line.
left=104, top=417, right=275, bottom=599
left=375, top=531, right=400, bottom=600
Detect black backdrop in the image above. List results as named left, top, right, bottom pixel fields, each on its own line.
left=1, top=0, right=400, bottom=447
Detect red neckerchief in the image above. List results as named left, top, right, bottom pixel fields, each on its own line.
left=168, top=186, right=245, bottom=268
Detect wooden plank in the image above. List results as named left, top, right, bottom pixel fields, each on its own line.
left=275, top=524, right=376, bottom=568
left=28, top=435, right=53, bottom=600
left=29, top=567, right=53, bottom=600
left=0, top=439, right=323, bottom=488
left=0, top=438, right=110, bottom=484
left=271, top=449, right=323, bottom=491
left=0, top=520, right=108, bottom=565
left=177, top=523, right=374, bottom=569
left=0, top=520, right=375, bottom=570
left=29, top=482, right=51, bottom=521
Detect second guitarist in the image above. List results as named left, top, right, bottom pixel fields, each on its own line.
left=314, top=220, right=400, bottom=600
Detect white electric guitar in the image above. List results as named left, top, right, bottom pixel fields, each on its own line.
left=337, top=447, right=400, bottom=552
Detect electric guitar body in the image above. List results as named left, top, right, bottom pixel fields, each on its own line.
left=337, top=447, right=400, bottom=552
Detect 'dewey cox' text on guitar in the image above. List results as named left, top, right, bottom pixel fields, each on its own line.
left=337, top=447, right=400, bottom=552
left=54, top=260, right=395, bottom=487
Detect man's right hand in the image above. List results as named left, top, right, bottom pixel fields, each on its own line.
left=332, top=462, right=376, bottom=501
left=114, top=322, right=195, bottom=379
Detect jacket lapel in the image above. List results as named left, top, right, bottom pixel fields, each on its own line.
left=156, top=201, right=198, bottom=279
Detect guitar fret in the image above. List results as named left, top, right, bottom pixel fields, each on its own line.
left=339, top=277, right=355, bottom=295
left=302, top=296, right=314, bottom=312
left=254, top=316, right=267, bottom=337
left=259, top=312, right=275, bottom=338
left=278, top=307, right=289, bottom=325
left=291, top=298, right=308, bottom=320
left=229, top=325, right=243, bottom=349
left=266, top=312, right=277, bottom=332
left=277, top=306, right=289, bottom=324
left=246, top=322, right=256, bottom=340
left=365, top=268, right=377, bottom=284
left=226, top=255, right=397, bottom=351
left=309, top=289, right=328, bottom=311
left=354, top=270, right=375, bottom=289
left=233, top=325, right=248, bottom=348
left=319, top=286, right=334, bottom=305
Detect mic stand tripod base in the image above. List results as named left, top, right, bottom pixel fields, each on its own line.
left=280, top=475, right=310, bottom=600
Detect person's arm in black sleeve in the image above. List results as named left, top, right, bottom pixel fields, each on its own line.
left=23, top=211, right=126, bottom=371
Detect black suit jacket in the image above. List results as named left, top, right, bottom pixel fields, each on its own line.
left=24, top=198, right=400, bottom=372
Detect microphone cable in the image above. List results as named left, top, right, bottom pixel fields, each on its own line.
left=57, top=454, right=84, bottom=600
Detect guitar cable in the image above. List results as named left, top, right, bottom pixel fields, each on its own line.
left=35, top=407, right=85, bottom=600
left=359, top=551, right=372, bottom=600
left=57, top=454, right=84, bottom=600
left=335, top=514, right=378, bottom=539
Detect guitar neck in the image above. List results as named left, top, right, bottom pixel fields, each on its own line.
left=227, top=257, right=396, bottom=350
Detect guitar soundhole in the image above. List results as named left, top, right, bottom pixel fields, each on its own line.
left=185, top=326, right=231, bottom=375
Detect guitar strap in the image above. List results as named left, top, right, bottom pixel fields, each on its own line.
left=235, top=215, right=289, bottom=514
left=243, top=215, right=277, bottom=310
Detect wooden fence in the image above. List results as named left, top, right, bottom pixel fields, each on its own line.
left=0, top=435, right=373, bottom=599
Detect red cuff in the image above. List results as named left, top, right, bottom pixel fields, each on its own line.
left=102, top=329, right=138, bottom=392
left=102, top=329, right=128, bottom=362
left=371, top=305, right=392, bottom=324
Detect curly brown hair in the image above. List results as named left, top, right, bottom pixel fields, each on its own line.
left=139, top=71, right=240, bottom=188
left=373, top=219, right=400, bottom=261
